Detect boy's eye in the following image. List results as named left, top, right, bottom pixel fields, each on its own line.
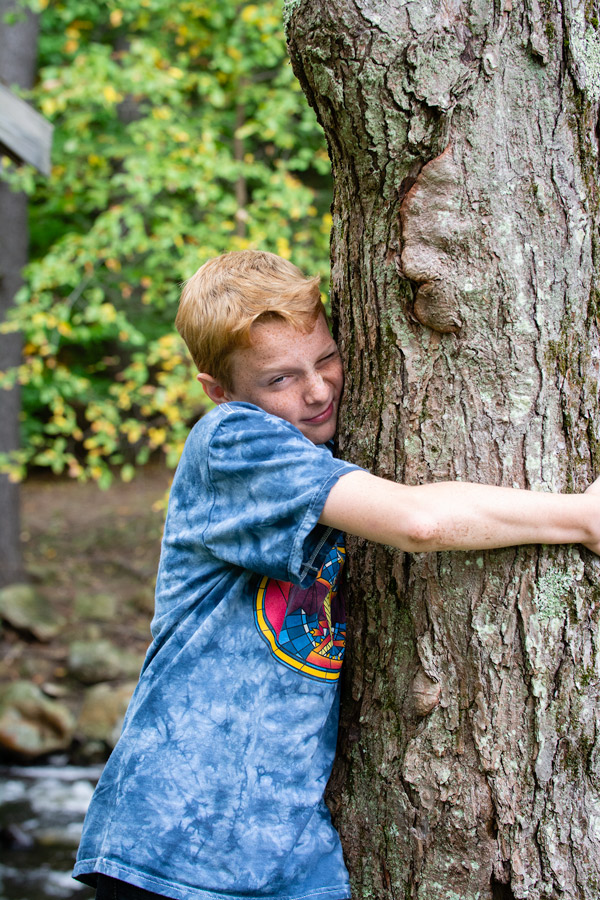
left=319, top=350, right=340, bottom=366
left=270, top=375, right=287, bottom=385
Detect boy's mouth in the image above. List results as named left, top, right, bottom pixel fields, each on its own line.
left=303, top=401, right=335, bottom=425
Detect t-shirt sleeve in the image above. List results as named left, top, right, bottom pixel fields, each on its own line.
left=201, top=405, right=361, bottom=585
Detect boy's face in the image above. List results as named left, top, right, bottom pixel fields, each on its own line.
left=198, top=312, right=343, bottom=443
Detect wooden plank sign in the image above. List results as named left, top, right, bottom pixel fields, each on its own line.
left=0, top=84, right=53, bottom=176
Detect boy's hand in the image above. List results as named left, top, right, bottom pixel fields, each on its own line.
left=583, top=476, right=600, bottom=556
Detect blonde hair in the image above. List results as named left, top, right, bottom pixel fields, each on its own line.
left=176, top=250, right=323, bottom=389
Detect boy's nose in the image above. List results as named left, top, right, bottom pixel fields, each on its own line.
left=305, top=372, right=329, bottom=403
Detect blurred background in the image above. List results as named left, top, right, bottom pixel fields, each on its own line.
left=0, top=1, right=332, bottom=897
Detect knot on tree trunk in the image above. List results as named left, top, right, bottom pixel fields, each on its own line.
left=397, top=144, right=471, bottom=334
left=413, top=279, right=463, bottom=333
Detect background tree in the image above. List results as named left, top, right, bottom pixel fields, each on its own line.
left=1, top=0, right=332, bottom=487
left=0, top=0, right=40, bottom=587
left=287, top=2, right=600, bottom=898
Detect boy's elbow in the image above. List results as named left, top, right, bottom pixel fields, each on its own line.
left=371, top=483, right=445, bottom=553
left=396, top=511, right=442, bottom=553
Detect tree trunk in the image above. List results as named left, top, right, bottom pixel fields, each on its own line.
left=287, top=2, right=600, bottom=898
left=0, top=0, right=39, bottom=587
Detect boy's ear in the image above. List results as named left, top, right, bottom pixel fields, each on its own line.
left=197, top=373, right=230, bottom=405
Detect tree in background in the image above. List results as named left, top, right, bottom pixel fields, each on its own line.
left=287, top=2, right=600, bottom=898
left=1, top=0, right=332, bottom=487
left=0, top=0, right=40, bottom=587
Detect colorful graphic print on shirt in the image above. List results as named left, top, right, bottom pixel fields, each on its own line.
left=254, top=543, right=346, bottom=681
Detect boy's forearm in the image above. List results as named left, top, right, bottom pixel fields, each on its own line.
left=396, top=481, right=598, bottom=553
left=320, top=471, right=600, bottom=554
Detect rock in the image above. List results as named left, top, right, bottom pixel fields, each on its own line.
left=0, top=584, right=65, bottom=642
left=41, top=682, right=69, bottom=699
left=0, top=823, right=35, bottom=849
left=0, top=681, right=75, bottom=758
left=74, top=592, right=116, bottom=621
left=76, top=681, right=137, bottom=747
left=67, top=639, right=144, bottom=684
left=36, top=823, right=85, bottom=848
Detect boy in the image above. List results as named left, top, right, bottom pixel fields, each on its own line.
left=74, top=250, right=600, bottom=900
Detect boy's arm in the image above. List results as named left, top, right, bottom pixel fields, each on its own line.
left=319, top=471, right=600, bottom=555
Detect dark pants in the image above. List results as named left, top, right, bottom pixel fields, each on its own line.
left=95, top=874, right=170, bottom=900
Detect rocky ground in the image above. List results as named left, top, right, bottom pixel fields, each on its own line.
left=0, top=465, right=173, bottom=763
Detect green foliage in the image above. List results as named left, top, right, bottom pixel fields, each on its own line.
left=0, top=0, right=332, bottom=485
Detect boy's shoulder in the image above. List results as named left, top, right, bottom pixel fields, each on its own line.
left=167, top=402, right=359, bottom=542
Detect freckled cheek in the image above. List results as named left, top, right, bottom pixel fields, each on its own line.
left=265, top=395, right=296, bottom=421
left=284, top=393, right=306, bottom=423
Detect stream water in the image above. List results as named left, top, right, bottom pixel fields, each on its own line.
left=0, top=759, right=101, bottom=900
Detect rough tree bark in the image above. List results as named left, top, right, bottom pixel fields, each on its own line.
left=287, top=2, right=600, bottom=898
left=0, top=0, right=39, bottom=587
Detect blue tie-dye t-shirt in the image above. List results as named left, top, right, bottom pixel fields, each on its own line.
left=74, top=402, right=362, bottom=900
